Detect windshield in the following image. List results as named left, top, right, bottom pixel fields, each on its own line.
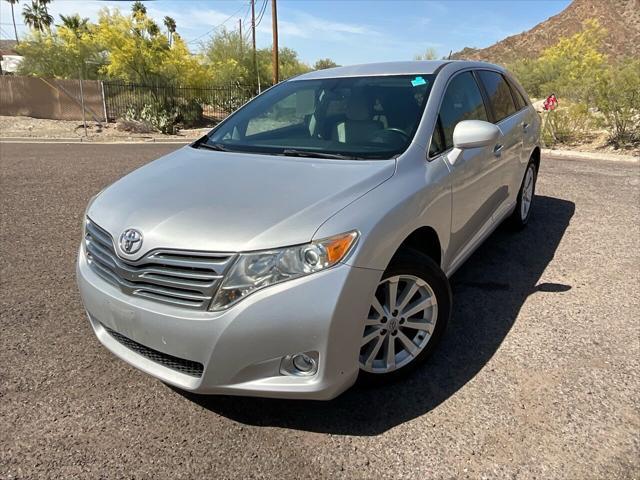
left=202, top=74, right=435, bottom=160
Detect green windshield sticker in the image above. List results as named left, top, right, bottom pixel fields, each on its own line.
left=411, top=76, right=427, bottom=87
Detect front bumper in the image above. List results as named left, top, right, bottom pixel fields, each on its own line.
left=76, top=247, right=381, bottom=400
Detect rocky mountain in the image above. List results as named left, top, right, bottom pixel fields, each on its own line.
left=452, top=0, right=640, bottom=64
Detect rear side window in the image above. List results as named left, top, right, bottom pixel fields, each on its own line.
left=477, top=71, right=517, bottom=122
left=438, top=71, right=488, bottom=150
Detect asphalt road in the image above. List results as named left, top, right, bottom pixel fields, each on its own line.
left=1, top=143, right=638, bottom=479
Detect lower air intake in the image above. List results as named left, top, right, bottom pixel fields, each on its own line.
left=102, top=324, right=204, bottom=378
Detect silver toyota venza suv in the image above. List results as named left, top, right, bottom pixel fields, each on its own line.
left=77, top=61, right=540, bottom=400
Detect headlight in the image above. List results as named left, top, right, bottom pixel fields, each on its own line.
left=210, top=231, right=358, bottom=311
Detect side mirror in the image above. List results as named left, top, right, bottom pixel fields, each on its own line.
left=452, top=120, right=501, bottom=149
left=446, top=120, right=501, bottom=165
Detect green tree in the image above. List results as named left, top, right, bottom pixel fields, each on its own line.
left=313, top=58, right=339, bottom=70
left=94, top=8, right=209, bottom=86
left=509, top=19, right=607, bottom=102
left=5, top=0, right=20, bottom=44
left=22, top=0, right=53, bottom=33
left=16, top=25, right=105, bottom=79
left=279, top=47, right=311, bottom=79
left=202, top=28, right=252, bottom=84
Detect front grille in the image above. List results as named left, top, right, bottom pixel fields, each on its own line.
left=102, top=324, right=204, bottom=377
left=84, top=218, right=235, bottom=310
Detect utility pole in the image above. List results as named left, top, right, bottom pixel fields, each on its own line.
left=78, top=66, right=88, bottom=137
left=251, top=0, right=257, bottom=86
left=271, top=0, right=279, bottom=84
left=239, top=19, right=243, bottom=58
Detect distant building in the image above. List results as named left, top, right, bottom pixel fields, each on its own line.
left=0, top=40, right=23, bottom=74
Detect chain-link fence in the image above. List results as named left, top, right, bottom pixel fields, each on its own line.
left=102, top=82, right=257, bottom=123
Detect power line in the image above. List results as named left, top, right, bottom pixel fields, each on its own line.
left=187, top=2, right=249, bottom=45
left=241, top=2, right=251, bottom=28
left=255, top=0, right=268, bottom=29
left=0, top=26, right=15, bottom=39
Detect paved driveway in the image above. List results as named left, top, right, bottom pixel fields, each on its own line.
left=1, top=143, right=638, bottom=479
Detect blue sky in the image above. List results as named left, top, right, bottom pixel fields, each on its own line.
left=0, top=0, right=572, bottom=64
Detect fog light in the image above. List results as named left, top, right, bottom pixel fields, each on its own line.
left=293, top=353, right=316, bottom=373
left=280, top=351, right=319, bottom=377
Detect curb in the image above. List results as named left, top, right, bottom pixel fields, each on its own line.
left=0, top=137, right=192, bottom=145
left=542, top=148, right=638, bottom=163
left=1, top=139, right=638, bottom=162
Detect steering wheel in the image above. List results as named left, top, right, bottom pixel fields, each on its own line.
left=383, top=128, right=410, bottom=140
left=369, top=127, right=410, bottom=145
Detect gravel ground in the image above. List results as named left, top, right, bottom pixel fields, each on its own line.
left=1, top=143, right=638, bottom=479
left=0, top=116, right=209, bottom=142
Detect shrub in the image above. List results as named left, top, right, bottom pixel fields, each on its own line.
left=121, top=97, right=204, bottom=134
left=541, top=103, right=595, bottom=147
left=594, top=60, right=640, bottom=148
left=173, top=98, right=204, bottom=128
left=123, top=102, right=178, bottom=134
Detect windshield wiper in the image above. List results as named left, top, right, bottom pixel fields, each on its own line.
left=192, top=136, right=231, bottom=152
left=281, top=149, right=360, bottom=160
left=199, top=142, right=231, bottom=152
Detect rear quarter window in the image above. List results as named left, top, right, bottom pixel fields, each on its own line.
left=507, top=78, right=528, bottom=110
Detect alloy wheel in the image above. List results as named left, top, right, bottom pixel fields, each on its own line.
left=521, top=165, right=535, bottom=220
left=359, top=274, right=438, bottom=374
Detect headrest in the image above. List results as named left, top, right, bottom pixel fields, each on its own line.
left=346, top=94, right=371, bottom=121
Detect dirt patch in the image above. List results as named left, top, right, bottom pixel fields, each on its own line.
left=0, top=115, right=210, bottom=142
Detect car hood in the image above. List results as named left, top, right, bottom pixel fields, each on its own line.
left=88, top=146, right=395, bottom=257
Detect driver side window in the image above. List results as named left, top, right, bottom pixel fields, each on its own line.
left=429, top=71, right=488, bottom=156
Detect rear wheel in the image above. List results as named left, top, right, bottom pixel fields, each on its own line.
left=509, top=160, right=537, bottom=228
left=358, top=249, right=451, bottom=382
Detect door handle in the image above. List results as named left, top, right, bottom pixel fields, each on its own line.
left=493, top=144, right=504, bottom=156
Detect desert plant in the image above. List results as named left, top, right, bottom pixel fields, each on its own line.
left=174, top=98, right=204, bottom=128
left=541, top=102, right=595, bottom=146
left=594, top=59, right=640, bottom=148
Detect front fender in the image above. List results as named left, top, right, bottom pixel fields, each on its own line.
left=314, top=156, right=452, bottom=272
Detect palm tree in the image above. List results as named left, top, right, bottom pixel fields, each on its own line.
left=59, top=13, right=89, bottom=37
left=132, top=1, right=146, bottom=16
left=163, top=16, right=176, bottom=46
left=34, top=0, right=53, bottom=33
left=4, top=0, right=20, bottom=44
left=146, top=20, right=159, bottom=37
left=22, top=0, right=53, bottom=33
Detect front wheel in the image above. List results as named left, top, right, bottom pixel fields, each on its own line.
left=358, top=249, right=451, bottom=382
left=509, top=161, right=537, bottom=228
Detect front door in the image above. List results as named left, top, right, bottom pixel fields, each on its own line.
left=432, top=71, right=502, bottom=267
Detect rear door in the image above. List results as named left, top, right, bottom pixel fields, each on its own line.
left=507, top=75, right=539, bottom=186
left=475, top=70, right=522, bottom=220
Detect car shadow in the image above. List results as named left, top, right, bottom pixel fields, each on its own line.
left=175, top=195, right=575, bottom=436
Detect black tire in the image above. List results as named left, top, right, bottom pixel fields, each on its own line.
left=358, top=248, right=451, bottom=384
left=509, top=160, right=538, bottom=229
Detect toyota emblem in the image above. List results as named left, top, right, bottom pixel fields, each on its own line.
left=119, top=228, right=143, bottom=254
